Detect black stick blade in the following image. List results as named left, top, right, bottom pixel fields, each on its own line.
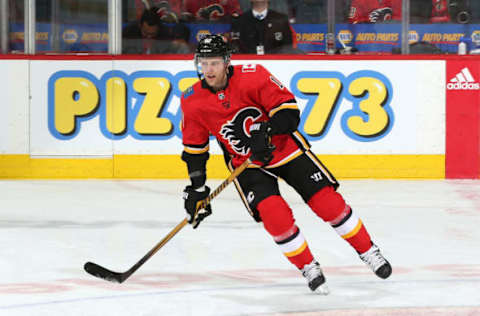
left=84, top=262, right=125, bottom=283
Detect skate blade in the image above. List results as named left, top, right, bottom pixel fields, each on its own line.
left=315, top=283, right=330, bottom=295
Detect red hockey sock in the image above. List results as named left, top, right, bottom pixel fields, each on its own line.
left=307, top=186, right=372, bottom=254
left=257, top=195, right=314, bottom=269
left=342, top=224, right=372, bottom=254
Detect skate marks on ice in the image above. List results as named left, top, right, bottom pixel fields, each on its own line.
left=0, top=265, right=480, bottom=315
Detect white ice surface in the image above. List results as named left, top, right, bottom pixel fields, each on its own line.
left=0, top=179, right=479, bottom=316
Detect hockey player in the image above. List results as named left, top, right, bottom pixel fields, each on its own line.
left=180, top=34, right=392, bottom=293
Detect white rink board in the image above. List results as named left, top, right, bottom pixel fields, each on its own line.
left=1, top=59, right=446, bottom=156
left=0, top=60, right=29, bottom=154
left=29, top=60, right=115, bottom=156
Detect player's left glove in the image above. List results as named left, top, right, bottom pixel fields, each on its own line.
left=182, top=185, right=212, bottom=229
left=249, top=122, right=276, bottom=165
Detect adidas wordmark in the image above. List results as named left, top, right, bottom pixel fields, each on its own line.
left=447, top=67, right=480, bottom=90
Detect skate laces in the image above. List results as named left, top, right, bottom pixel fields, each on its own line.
left=302, top=261, right=323, bottom=281
left=360, top=245, right=386, bottom=271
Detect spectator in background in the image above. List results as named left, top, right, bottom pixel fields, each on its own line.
left=231, top=0, right=300, bottom=54
left=133, top=0, right=191, bottom=44
left=134, top=0, right=183, bottom=22
left=153, top=0, right=184, bottom=23
left=239, top=0, right=289, bottom=15
left=122, top=7, right=190, bottom=54
left=152, top=0, right=191, bottom=46
left=181, top=0, right=242, bottom=22
left=391, top=0, right=450, bottom=24
left=134, top=0, right=147, bottom=20
left=348, top=0, right=393, bottom=24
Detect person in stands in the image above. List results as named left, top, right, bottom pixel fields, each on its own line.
left=231, top=0, right=299, bottom=54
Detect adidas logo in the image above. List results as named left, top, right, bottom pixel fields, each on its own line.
left=447, top=67, right=480, bottom=90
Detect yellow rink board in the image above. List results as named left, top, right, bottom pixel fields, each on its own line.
left=0, top=154, right=445, bottom=179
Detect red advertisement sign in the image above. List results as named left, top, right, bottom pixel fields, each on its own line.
left=446, top=60, right=480, bottom=179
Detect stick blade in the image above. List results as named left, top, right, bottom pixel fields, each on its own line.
left=84, top=261, right=125, bottom=283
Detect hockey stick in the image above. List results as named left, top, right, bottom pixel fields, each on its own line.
left=84, top=158, right=251, bottom=284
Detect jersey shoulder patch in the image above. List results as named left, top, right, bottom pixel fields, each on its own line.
left=182, top=86, right=194, bottom=99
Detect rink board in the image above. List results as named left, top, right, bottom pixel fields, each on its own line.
left=0, top=56, right=464, bottom=179
left=0, top=154, right=444, bottom=179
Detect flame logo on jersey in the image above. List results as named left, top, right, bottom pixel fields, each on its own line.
left=219, top=107, right=262, bottom=155
left=198, top=4, right=224, bottom=21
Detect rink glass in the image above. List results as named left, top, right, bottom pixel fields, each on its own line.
left=0, top=0, right=479, bottom=55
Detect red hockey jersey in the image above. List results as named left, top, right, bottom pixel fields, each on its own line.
left=430, top=0, right=450, bottom=23
left=181, top=64, right=308, bottom=168
left=349, top=0, right=393, bottom=24
left=182, top=0, right=242, bottom=21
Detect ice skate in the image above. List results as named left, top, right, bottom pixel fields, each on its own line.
left=301, top=260, right=329, bottom=295
left=359, top=243, right=392, bottom=279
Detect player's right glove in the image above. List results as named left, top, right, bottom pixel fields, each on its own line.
left=249, top=122, right=276, bottom=165
left=182, top=185, right=212, bottom=229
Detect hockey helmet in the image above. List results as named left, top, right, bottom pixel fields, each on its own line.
left=194, top=34, right=231, bottom=79
left=195, top=34, right=231, bottom=59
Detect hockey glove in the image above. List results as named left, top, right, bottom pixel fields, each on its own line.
left=249, top=122, right=276, bottom=165
left=183, top=185, right=212, bottom=229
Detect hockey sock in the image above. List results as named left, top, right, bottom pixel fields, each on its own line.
left=257, top=195, right=314, bottom=269
left=330, top=206, right=372, bottom=254
left=307, top=186, right=372, bottom=254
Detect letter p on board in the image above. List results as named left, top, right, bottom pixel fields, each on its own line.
left=54, top=77, right=99, bottom=135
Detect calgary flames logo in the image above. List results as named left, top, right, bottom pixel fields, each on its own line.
left=198, top=4, right=224, bottom=21
left=219, top=107, right=262, bottom=155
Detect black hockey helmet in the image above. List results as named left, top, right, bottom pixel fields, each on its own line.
left=194, top=34, right=231, bottom=79
left=195, top=34, right=231, bottom=59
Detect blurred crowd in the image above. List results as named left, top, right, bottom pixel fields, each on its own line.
left=129, top=0, right=480, bottom=25
left=348, top=0, right=480, bottom=24
left=4, top=0, right=480, bottom=54
left=123, top=0, right=480, bottom=54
